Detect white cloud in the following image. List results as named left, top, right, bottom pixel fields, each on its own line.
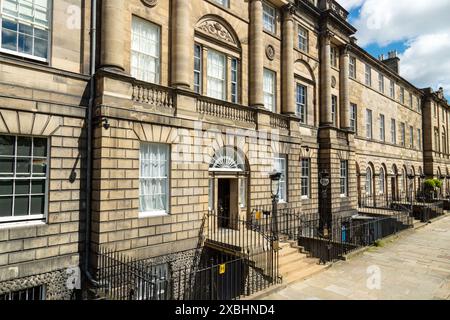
left=336, top=0, right=450, bottom=97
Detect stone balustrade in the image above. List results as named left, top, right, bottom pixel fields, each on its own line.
left=269, top=113, right=290, bottom=131
left=132, top=81, right=175, bottom=109
left=196, top=96, right=257, bottom=125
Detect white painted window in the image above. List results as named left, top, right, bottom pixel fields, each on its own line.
left=418, top=128, right=422, bottom=151
left=330, top=46, right=338, bottom=68
left=331, top=95, right=337, bottom=126
left=390, top=79, right=395, bottom=98
left=296, top=84, right=307, bottom=123
left=300, top=158, right=310, bottom=199
left=213, top=0, right=229, bottom=7
left=0, top=0, right=50, bottom=61
left=378, top=73, right=384, bottom=93
left=131, top=16, right=160, bottom=83
left=409, top=126, right=414, bottom=148
left=208, top=177, right=214, bottom=211
left=298, top=25, right=308, bottom=52
left=0, top=135, right=48, bottom=223
left=350, top=103, right=357, bottom=132
left=400, top=122, right=406, bottom=146
left=349, top=56, right=356, bottom=78
left=409, top=93, right=413, bottom=108
left=365, top=167, right=373, bottom=196
left=400, top=87, right=405, bottom=104
left=263, top=2, right=276, bottom=33
left=263, top=68, right=276, bottom=112
left=340, top=160, right=348, bottom=197
left=391, top=118, right=396, bottom=144
left=366, top=109, right=372, bottom=139
left=239, top=177, right=247, bottom=208
left=380, top=114, right=385, bottom=142
left=379, top=167, right=385, bottom=195
left=365, top=64, right=371, bottom=86
left=207, top=50, right=227, bottom=100
left=139, top=143, right=170, bottom=216
left=274, top=155, right=287, bottom=202
left=194, top=44, right=202, bottom=94
left=231, top=58, right=239, bottom=103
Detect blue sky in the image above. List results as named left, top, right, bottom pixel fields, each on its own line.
left=338, top=0, right=450, bottom=100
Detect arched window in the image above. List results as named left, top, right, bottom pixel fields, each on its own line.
left=365, top=167, right=373, bottom=196
left=379, top=167, right=385, bottom=195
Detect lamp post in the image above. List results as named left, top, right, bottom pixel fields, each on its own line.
left=407, top=173, right=415, bottom=213
left=269, top=170, right=282, bottom=240
left=319, top=170, right=331, bottom=263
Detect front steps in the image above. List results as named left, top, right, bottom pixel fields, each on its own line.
left=278, top=240, right=328, bottom=285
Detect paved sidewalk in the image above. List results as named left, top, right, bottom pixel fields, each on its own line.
left=262, top=216, right=450, bottom=300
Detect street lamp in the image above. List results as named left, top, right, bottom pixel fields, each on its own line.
left=269, top=170, right=282, bottom=239
left=319, top=170, right=330, bottom=237
left=407, top=173, right=415, bottom=212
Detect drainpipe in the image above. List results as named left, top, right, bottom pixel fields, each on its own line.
left=84, top=0, right=99, bottom=288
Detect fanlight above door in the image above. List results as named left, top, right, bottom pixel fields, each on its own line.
left=209, top=146, right=246, bottom=172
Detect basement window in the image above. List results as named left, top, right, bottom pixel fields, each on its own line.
left=0, top=285, right=46, bottom=300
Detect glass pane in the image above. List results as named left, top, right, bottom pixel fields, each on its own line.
left=33, top=138, right=47, bottom=157
left=31, top=180, right=45, bottom=194
left=15, top=179, right=30, bottom=195
left=0, top=158, right=14, bottom=174
left=14, top=196, right=29, bottom=216
left=34, top=37, right=48, bottom=59
left=0, top=135, right=15, bottom=156
left=30, top=195, right=45, bottom=215
left=32, top=159, right=47, bottom=175
left=17, top=137, right=31, bottom=156
left=0, top=197, right=13, bottom=217
left=1, top=28, right=17, bottom=51
left=0, top=180, right=13, bottom=195
left=16, top=159, right=31, bottom=175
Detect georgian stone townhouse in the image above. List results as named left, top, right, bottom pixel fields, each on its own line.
left=0, top=0, right=448, bottom=300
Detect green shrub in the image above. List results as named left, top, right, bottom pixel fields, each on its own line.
left=424, top=179, right=436, bottom=190
left=434, top=179, right=443, bottom=189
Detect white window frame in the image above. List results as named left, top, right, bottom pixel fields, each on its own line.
left=400, top=87, right=405, bottom=104
left=262, top=2, right=276, bottom=34
left=331, top=95, right=337, bottom=127
left=274, top=155, right=287, bottom=203
left=298, top=25, right=308, bottom=52
left=194, top=43, right=202, bottom=94
left=207, top=49, right=227, bottom=100
left=300, top=158, right=310, bottom=199
left=350, top=103, right=357, bottom=132
left=390, top=80, right=395, bottom=99
left=365, top=167, right=373, bottom=196
left=0, top=0, right=52, bottom=62
left=0, top=135, right=49, bottom=224
left=391, top=118, right=396, bottom=144
left=400, top=122, right=406, bottom=147
left=365, top=64, right=371, bottom=86
left=349, top=56, right=356, bottom=79
left=379, top=167, right=385, bottom=195
left=330, top=46, right=338, bottom=68
left=366, top=109, right=373, bottom=139
left=231, top=57, right=239, bottom=103
left=418, top=128, right=422, bottom=151
left=409, top=126, right=414, bottom=149
left=296, top=83, right=307, bottom=123
left=131, top=16, right=161, bottom=84
left=378, top=73, right=384, bottom=93
left=239, top=176, right=247, bottom=208
left=380, top=114, right=385, bottom=142
left=263, top=68, right=276, bottom=112
left=340, top=160, right=348, bottom=197
left=139, top=143, right=170, bottom=217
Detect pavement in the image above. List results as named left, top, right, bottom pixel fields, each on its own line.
left=261, top=216, right=450, bottom=300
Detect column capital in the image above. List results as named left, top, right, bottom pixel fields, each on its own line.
left=341, top=43, right=352, bottom=55
left=320, top=29, right=335, bottom=43
left=282, top=3, right=296, bottom=19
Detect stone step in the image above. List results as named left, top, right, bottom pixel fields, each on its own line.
left=283, top=263, right=328, bottom=284
left=279, top=259, right=318, bottom=277
left=278, top=251, right=308, bottom=266
left=278, top=246, right=300, bottom=258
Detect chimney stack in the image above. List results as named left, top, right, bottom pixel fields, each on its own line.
left=381, top=50, right=400, bottom=74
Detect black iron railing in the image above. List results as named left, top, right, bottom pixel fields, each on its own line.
left=96, top=247, right=279, bottom=300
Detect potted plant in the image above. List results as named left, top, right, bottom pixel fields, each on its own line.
left=423, top=179, right=436, bottom=200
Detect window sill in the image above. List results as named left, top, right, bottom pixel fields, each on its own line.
left=0, top=48, right=48, bottom=63
left=301, top=196, right=310, bottom=201
left=139, top=211, right=170, bottom=219
left=0, top=220, right=46, bottom=230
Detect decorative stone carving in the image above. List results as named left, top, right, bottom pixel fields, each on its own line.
left=197, top=19, right=237, bottom=46
left=266, top=44, right=275, bottom=60
left=331, top=76, right=337, bottom=88
left=141, top=0, right=157, bottom=7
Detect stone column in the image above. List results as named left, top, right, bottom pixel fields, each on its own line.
left=171, top=0, right=192, bottom=89
left=340, top=45, right=350, bottom=129
left=249, top=0, right=264, bottom=108
left=101, top=0, right=125, bottom=71
left=282, top=5, right=296, bottom=115
left=320, top=30, right=333, bottom=125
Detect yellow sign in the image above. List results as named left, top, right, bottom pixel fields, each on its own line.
left=255, top=211, right=262, bottom=220
left=219, top=264, right=226, bottom=275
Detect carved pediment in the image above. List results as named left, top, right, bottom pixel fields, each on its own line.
left=196, top=17, right=238, bottom=47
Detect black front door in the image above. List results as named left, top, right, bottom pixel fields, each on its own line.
left=218, top=179, right=231, bottom=228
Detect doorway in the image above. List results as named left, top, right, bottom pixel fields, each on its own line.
left=217, top=178, right=239, bottom=229
left=391, top=177, right=397, bottom=201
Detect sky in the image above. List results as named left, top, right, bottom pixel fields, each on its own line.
left=337, top=0, right=450, bottom=100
